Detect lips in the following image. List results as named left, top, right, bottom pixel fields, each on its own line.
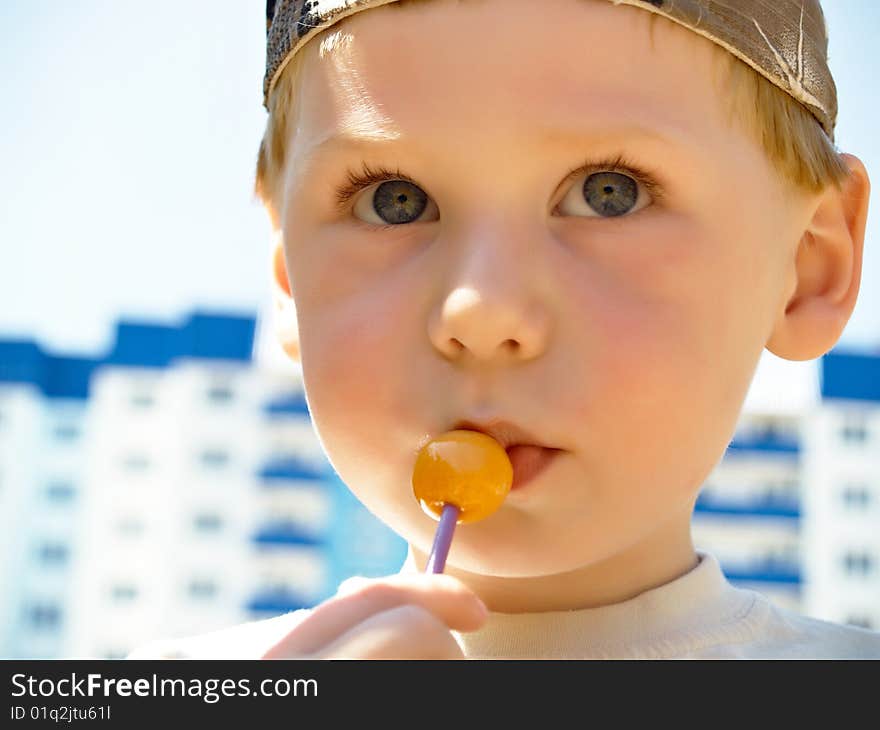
left=451, top=418, right=562, bottom=491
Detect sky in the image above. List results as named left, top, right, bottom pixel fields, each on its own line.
left=1, top=1, right=878, bottom=409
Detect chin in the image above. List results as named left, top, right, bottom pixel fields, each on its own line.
left=449, top=554, right=587, bottom=579
left=445, top=531, right=597, bottom=578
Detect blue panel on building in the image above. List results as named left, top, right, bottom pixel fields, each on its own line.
left=44, top=356, right=98, bottom=399
left=1, top=310, right=258, bottom=398
left=695, top=496, right=800, bottom=519
left=246, top=593, right=312, bottom=614
left=0, top=341, right=100, bottom=399
left=262, top=392, right=310, bottom=415
left=107, top=322, right=178, bottom=367
left=821, top=350, right=880, bottom=403
left=724, top=568, right=801, bottom=585
left=183, top=312, right=256, bottom=362
left=726, top=438, right=799, bottom=455
left=0, top=340, right=47, bottom=388
left=258, top=456, right=327, bottom=481
left=252, top=527, right=322, bottom=546
left=106, top=312, right=256, bottom=367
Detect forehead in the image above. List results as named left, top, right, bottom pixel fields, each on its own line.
left=292, top=0, right=731, bottom=169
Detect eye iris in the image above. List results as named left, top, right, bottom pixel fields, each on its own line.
left=583, top=171, right=637, bottom=217
left=373, top=180, right=428, bottom=224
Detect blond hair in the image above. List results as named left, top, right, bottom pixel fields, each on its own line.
left=254, top=7, right=850, bottom=219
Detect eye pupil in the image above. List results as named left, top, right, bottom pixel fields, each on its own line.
left=397, top=194, right=408, bottom=203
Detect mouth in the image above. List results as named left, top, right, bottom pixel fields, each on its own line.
left=451, top=418, right=563, bottom=491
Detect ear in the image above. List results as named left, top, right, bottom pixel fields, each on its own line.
left=271, top=234, right=301, bottom=363
left=766, top=153, right=870, bottom=361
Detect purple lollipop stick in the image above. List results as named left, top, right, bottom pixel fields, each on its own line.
left=425, top=503, right=460, bottom=574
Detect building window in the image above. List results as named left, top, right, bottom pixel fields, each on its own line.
left=36, top=542, right=69, bottom=566
left=53, top=423, right=80, bottom=441
left=45, top=481, right=76, bottom=503
left=842, top=551, right=875, bottom=577
left=841, top=484, right=871, bottom=510
left=845, top=615, right=874, bottom=630
left=206, top=384, right=235, bottom=404
left=110, top=584, right=138, bottom=602
left=762, top=482, right=788, bottom=505
left=199, top=448, right=230, bottom=468
left=187, top=579, right=219, bottom=599
left=121, top=453, right=152, bottom=471
left=256, top=575, right=297, bottom=596
left=766, top=544, right=799, bottom=567
left=193, top=513, right=224, bottom=533
left=25, top=603, right=62, bottom=631
left=116, top=517, right=145, bottom=538
left=130, top=392, right=155, bottom=409
left=840, top=414, right=868, bottom=444
left=757, top=422, right=780, bottom=442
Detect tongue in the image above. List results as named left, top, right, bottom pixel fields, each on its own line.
left=506, top=445, right=548, bottom=489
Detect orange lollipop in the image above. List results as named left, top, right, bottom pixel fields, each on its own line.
left=412, top=430, right=513, bottom=572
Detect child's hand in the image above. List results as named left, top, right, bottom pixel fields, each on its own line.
left=260, top=573, right=489, bottom=659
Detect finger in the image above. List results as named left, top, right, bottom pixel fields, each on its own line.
left=261, top=573, right=487, bottom=659
left=314, top=604, right=466, bottom=660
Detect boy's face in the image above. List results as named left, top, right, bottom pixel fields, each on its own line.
left=277, top=0, right=811, bottom=580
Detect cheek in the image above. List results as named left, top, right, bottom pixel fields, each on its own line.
left=299, top=297, right=405, bottom=438
left=288, top=231, right=416, bottom=431
left=293, top=279, right=432, bottom=521
left=558, top=225, right=765, bottom=489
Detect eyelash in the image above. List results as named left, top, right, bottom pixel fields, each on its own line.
left=332, top=154, right=665, bottom=227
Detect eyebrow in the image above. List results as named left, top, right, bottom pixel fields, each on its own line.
left=294, top=122, right=695, bottom=173
left=293, top=133, right=402, bottom=173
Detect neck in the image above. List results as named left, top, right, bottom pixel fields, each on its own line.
left=408, top=510, right=699, bottom=613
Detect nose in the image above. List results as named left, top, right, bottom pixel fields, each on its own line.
left=427, top=229, right=553, bottom=365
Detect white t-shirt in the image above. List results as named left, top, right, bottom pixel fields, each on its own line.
left=126, top=551, right=880, bottom=659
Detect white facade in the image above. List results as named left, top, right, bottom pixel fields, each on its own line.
left=802, top=400, right=880, bottom=630
left=0, top=385, right=86, bottom=658
left=0, top=385, right=43, bottom=655
left=64, top=360, right=336, bottom=658
left=692, top=411, right=803, bottom=613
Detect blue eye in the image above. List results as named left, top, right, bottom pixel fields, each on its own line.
left=333, top=163, right=438, bottom=228
left=583, top=171, right=639, bottom=217
left=371, top=179, right=429, bottom=224
left=333, top=155, right=662, bottom=229
left=556, top=157, right=660, bottom=220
